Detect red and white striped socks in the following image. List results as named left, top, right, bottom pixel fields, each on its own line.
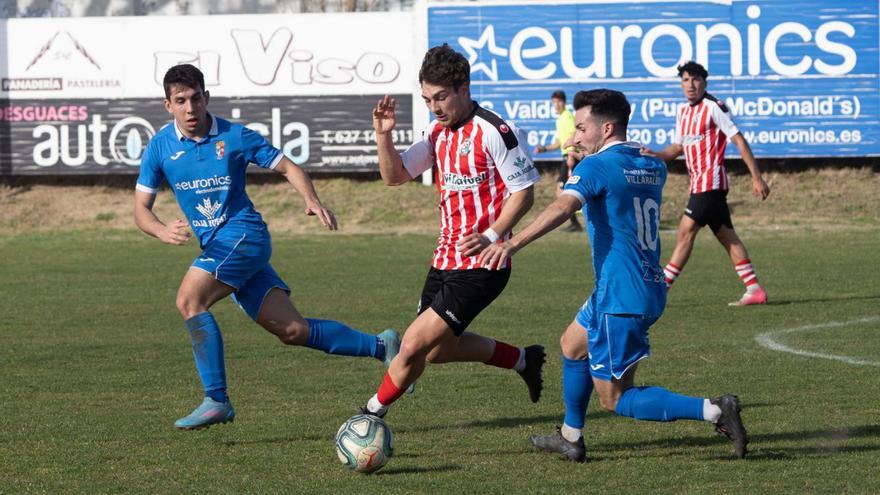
left=734, top=258, right=762, bottom=293
left=664, top=262, right=682, bottom=287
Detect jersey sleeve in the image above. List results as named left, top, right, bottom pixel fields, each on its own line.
left=241, top=126, right=283, bottom=169
left=675, top=107, right=685, bottom=145
left=400, top=122, right=437, bottom=178
left=135, top=140, right=165, bottom=194
left=561, top=157, right=606, bottom=206
left=488, top=121, right=540, bottom=193
left=708, top=100, right=739, bottom=138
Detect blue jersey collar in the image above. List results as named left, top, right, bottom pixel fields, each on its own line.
left=174, top=113, right=219, bottom=142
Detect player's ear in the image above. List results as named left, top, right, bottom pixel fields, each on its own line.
left=163, top=98, right=173, bottom=115
left=204, top=90, right=210, bottom=105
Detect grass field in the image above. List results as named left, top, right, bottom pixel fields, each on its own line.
left=1, top=225, right=879, bottom=494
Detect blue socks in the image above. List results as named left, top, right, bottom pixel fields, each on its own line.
left=305, top=318, right=383, bottom=359
left=562, top=356, right=594, bottom=429
left=185, top=312, right=228, bottom=404
left=615, top=386, right=704, bottom=422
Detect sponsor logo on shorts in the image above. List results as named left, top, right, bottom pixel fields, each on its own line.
left=684, top=208, right=693, bottom=214
left=445, top=309, right=461, bottom=324
left=590, top=363, right=605, bottom=371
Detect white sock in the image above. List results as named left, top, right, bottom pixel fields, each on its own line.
left=703, top=399, right=721, bottom=423
left=513, top=348, right=526, bottom=372
left=367, top=394, right=388, bottom=416
left=561, top=423, right=583, bottom=442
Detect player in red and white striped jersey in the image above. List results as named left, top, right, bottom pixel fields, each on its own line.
left=361, top=45, right=545, bottom=419
left=646, top=61, right=771, bottom=306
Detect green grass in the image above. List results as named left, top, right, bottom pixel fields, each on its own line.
left=1, top=229, right=879, bottom=494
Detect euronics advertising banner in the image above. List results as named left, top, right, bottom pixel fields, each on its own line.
left=0, top=13, right=417, bottom=174
left=428, top=0, right=880, bottom=158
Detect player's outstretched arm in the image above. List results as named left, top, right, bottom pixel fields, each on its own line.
left=459, top=186, right=534, bottom=257
left=730, top=133, right=770, bottom=200
left=644, top=143, right=682, bottom=163
left=133, top=190, right=191, bottom=245
left=479, top=193, right=582, bottom=270
left=373, top=95, right=411, bottom=186
left=274, top=157, right=338, bottom=230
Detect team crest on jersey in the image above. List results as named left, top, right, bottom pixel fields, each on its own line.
left=459, top=139, right=472, bottom=155
left=215, top=141, right=225, bottom=159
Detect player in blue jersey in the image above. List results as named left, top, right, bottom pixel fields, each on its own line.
left=134, top=64, right=402, bottom=430
left=480, top=89, right=748, bottom=461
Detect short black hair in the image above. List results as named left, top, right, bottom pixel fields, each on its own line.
left=551, top=90, right=566, bottom=101
left=677, top=61, right=708, bottom=79
left=573, top=89, right=631, bottom=129
left=163, top=64, right=206, bottom=99
left=418, top=44, right=470, bottom=90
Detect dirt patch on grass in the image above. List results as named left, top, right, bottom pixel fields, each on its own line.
left=0, top=168, right=876, bottom=236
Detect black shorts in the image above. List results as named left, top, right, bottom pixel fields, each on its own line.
left=556, top=158, right=570, bottom=183
left=418, top=267, right=511, bottom=336
left=684, top=190, right=734, bottom=233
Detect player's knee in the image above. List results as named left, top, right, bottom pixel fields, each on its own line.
left=598, top=394, right=619, bottom=413
left=176, top=295, right=205, bottom=320
left=398, top=339, right=430, bottom=365
left=275, top=320, right=309, bottom=345
left=560, top=332, right=587, bottom=360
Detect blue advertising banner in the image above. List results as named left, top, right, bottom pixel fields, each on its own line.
left=427, top=0, right=879, bottom=158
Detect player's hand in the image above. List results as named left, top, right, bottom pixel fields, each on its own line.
left=640, top=146, right=656, bottom=157
left=479, top=242, right=518, bottom=270
left=533, top=145, right=545, bottom=155
left=305, top=201, right=338, bottom=230
left=752, top=176, right=771, bottom=201
left=372, top=95, right=397, bottom=135
left=457, top=232, right=492, bottom=257
left=158, top=218, right=191, bottom=246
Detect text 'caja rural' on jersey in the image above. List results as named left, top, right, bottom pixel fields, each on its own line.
left=562, top=142, right=667, bottom=316
left=135, top=114, right=283, bottom=247
left=400, top=103, right=540, bottom=270
left=676, top=93, right=739, bottom=193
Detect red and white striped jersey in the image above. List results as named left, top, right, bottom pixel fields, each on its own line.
left=401, top=105, right=540, bottom=270
left=676, top=93, right=740, bottom=193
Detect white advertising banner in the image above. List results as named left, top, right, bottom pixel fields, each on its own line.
left=0, top=12, right=418, bottom=99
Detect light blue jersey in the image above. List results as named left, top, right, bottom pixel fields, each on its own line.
left=562, top=141, right=666, bottom=316
left=136, top=114, right=282, bottom=247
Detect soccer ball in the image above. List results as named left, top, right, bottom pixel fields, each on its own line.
left=335, top=414, right=394, bottom=473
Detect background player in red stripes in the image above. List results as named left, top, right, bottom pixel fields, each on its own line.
left=645, top=61, right=771, bottom=306
left=361, top=44, right=546, bottom=419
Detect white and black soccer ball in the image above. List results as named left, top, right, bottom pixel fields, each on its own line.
left=335, top=414, right=394, bottom=473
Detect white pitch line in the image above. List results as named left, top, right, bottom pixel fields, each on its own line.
left=754, top=316, right=880, bottom=367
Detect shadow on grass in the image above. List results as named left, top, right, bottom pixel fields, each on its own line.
left=595, top=424, right=880, bottom=459
left=220, top=434, right=325, bottom=446
left=765, top=294, right=880, bottom=306
left=377, top=464, right=461, bottom=475
left=395, top=411, right=614, bottom=434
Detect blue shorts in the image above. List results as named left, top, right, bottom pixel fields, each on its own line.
left=575, top=296, right=658, bottom=381
left=191, top=229, right=290, bottom=321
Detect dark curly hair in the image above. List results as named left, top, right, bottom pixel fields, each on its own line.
left=163, top=64, right=206, bottom=99
left=677, top=61, right=708, bottom=79
left=573, top=89, right=631, bottom=129
left=418, top=44, right=470, bottom=90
